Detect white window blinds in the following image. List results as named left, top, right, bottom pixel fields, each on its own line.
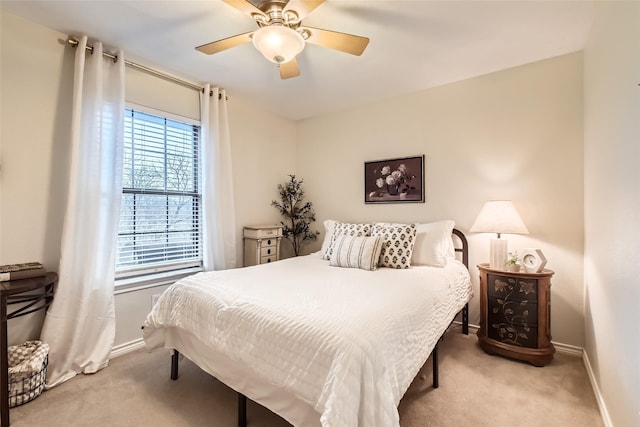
left=116, top=108, right=201, bottom=277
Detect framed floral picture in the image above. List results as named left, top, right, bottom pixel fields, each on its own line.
left=364, top=155, right=425, bottom=203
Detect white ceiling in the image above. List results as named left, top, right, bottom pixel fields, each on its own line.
left=1, top=1, right=595, bottom=120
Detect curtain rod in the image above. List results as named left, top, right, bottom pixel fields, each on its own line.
left=67, top=37, right=227, bottom=99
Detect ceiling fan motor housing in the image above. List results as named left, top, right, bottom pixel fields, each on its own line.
left=253, top=1, right=301, bottom=28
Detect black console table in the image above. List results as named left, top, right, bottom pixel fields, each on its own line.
left=1, top=272, right=56, bottom=426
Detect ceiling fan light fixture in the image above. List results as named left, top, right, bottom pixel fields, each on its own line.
left=252, top=25, right=305, bottom=64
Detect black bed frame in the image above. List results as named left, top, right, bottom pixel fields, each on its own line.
left=170, top=229, right=470, bottom=427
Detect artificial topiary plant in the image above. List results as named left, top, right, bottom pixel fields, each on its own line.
left=271, top=175, right=320, bottom=256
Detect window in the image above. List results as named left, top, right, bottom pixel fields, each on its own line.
left=116, top=107, right=201, bottom=279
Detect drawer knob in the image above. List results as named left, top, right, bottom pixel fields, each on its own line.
left=267, top=239, right=272, bottom=245
left=267, top=249, right=271, bottom=255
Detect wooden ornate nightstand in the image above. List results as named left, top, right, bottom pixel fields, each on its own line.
left=243, top=225, right=282, bottom=267
left=477, top=263, right=555, bottom=366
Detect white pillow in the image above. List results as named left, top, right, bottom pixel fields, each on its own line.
left=371, top=223, right=417, bottom=269
left=411, top=220, right=456, bottom=267
left=329, top=235, right=383, bottom=271
left=322, top=221, right=372, bottom=260
left=320, top=219, right=337, bottom=257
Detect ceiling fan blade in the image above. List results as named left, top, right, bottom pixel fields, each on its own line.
left=283, top=0, right=325, bottom=21
left=279, top=58, right=301, bottom=79
left=195, top=32, right=254, bottom=55
left=223, top=0, right=266, bottom=18
left=300, top=27, right=369, bottom=56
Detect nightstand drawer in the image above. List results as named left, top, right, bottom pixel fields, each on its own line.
left=259, top=238, right=278, bottom=248
left=487, top=273, right=539, bottom=302
left=488, top=297, right=538, bottom=326
left=488, top=323, right=538, bottom=348
left=260, top=246, right=276, bottom=257
left=261, top=255, right=276, bottom=264
left=244, top=226, right=282, bottom=239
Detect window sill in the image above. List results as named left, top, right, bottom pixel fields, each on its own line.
left=114, top=267, right=202, bottom=295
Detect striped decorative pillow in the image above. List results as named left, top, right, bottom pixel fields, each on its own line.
left=322, top=221, right=372, bottom=260
left=329, top=235, right=383, bottom=271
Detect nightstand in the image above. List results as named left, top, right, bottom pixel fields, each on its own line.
left=243, top=225, right=282, bottom=267
left=477, top=263, right=555, bottom=366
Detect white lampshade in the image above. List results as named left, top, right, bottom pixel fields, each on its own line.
left=252, top=26, right=305, bottom=64
left=470, top=200, right=529, bottom=237
left=470, top=201, right=529, bottom=270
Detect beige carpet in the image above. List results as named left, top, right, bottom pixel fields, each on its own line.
left=9, top=326, right=604, bottom=427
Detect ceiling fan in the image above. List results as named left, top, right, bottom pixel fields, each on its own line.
left=195, top=0, right=370, bottom=79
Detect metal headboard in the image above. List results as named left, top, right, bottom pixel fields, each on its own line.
left=452, top=228, right=468, bottom=268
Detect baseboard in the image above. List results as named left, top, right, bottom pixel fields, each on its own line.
left=583, top=350, right=613, bottom=427
left=454, top=320, right=584, bottom=357
left=452, top=320, right=479, bottom=334
left=552, top=340, right=583, bottom=357
left=112, top=324, right=579, bottom=359
left=110, top=338, right=145, bottom=359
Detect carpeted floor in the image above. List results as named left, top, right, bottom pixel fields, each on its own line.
left=9, top=325, right=604, bottom=426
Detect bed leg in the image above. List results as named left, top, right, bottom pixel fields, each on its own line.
left=462, top=303, right=469, bottom=335
left=171, top=350, right=179, bottom=380
left=432, top=342, right=439, bottom=389
left=238, top=393, right=247, bottom=427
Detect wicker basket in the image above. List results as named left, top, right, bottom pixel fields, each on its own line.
left=8, top=340, right=49, bottom=407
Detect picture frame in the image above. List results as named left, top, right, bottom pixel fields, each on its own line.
left=364, top=155, right=425, bottom=204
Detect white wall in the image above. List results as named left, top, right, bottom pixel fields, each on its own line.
left=297, top=53, right=585, bottom=347
left=0, top=10, right=73, bottom=345
left=583, top=2, right=640, bottom=426
left=0, top=12, right=298, bottom=348
left=227, top=96, right=298, bottom=261
left=0, top=11, right=71, bottom=272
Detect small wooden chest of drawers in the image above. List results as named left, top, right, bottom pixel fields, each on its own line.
left=477, top=263, right=555, bottom=366
left=243, top=225, right=282, bottom=267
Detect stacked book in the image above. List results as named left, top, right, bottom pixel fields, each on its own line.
left=0, top=262, right=46, bottom=282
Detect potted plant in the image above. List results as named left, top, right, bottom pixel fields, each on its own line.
left=506, top=251, right=521, bottom=272
left=272, top=175, right=320, bottom=256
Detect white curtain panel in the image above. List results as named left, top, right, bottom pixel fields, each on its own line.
left=41, top=36, right=125, bottom=387
left=200, top=85, right=237, bottom=270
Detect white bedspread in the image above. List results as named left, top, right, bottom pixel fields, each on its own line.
left=143, top=253, right=472, bottom=427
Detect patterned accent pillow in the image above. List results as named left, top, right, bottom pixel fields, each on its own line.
left=371, top=223, right=417, bottom=269
left=323, top=222, right=372, bottom=260
left=319, top=219, right=337, bottom=257
left=329, top=235, right=383, bottom=271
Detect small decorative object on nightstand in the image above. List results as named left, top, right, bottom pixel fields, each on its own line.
left=243, top=225, right=282, bottom=267
left=477, top=263, right=555, bottom=367
left=521, top=248, right=547, bottom=273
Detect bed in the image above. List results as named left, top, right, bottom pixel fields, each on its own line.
left=143, top=221, right=472, bottom=427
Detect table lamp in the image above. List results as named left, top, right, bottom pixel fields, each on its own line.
left=470, top=200, right=529, bottom=270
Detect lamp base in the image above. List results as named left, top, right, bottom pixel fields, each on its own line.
left=489, top=238, right=508, bottom=270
